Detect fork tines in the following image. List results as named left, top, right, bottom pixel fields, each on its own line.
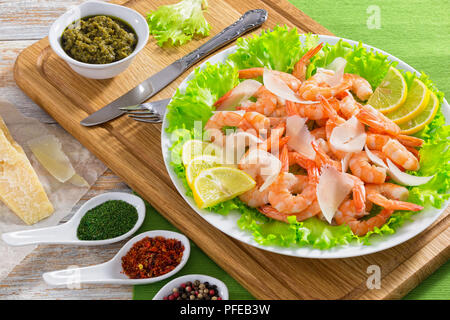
left=120, top=105, right=163, bottom=123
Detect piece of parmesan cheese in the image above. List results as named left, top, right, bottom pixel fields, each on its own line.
left=0, top=117, right=54, bottom=225
left=68, top=174, right=89, bottom=187
left=27, top=135, right=76, bottom=183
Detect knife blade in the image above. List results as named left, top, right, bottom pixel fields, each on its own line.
left=80, top=9, right=268, bottom=126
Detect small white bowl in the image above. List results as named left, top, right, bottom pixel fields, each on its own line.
left=48, top=1, right=149, bottom=79
left=153, top=274, right=229, bottom=300
left=43, top=230, right=190, bottom=285
left=1, top=192, right=145, bottom=246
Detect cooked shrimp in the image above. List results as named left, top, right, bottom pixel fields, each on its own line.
left=267, top=146, right=318, bottom=214
left=285, top=100, right=333, bottom=120
left=239, top=68, right=302, bottom=92
left=269, top=106, right=288, bottom=118
left=242, top=111, right=270, bottom=133
left=346, top=74, right=373, bottom=101
left=253, top=122, right=287, bottom=154
left=298, top=74, right=352, bottom=101
left=292, top=43, right=324, bottom=81
left=382, top=138, right=420, bottom=171
left=366, top=131, right=423, bottom=148
left=396, top=134, right=424, bottom=148
left=239, top=176, right=270, bottom=208
left=204, top=111, right=244, bottom=145
left=365, top=132, right=421, bottom=170
left=345, top=173, right=366, bottom=214
left=311, top=139, right=341, bottom=171
left=258, top=199, right=320, bottom=222
left=318, top=96, right=349, bottom=160
left=356, top=104, right=401, bottom=136
left=365, top=183, right=424, bottom=211
left=335, top=199, right=394, bottom=236
left=366, top=132, right=390, bottom=150
left=238, top=85, right=278, bottom=116
left=339, top=92, right=361, bottom=119
left=290, top=151, right=321, bottom=183
left=349, top=151, right=387, bottom=184
left=269, top=117, right=286, bottom=128
left=239, top=143, right=290, bottom=208
left=405, top=146, right=420, bottom=161
left=310, top=126, right=327, bottom=140
left=268, top=172, right=317, bottom=214
left=310, top=139, right=366, bottom=212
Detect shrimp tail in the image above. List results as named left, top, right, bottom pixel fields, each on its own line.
left=286, top=100, right=298, bottom=116
left=280, top=145, right=290, bottom=172
left=293, top=43, right=324, bottom=81
left=258, top=205, right=288, bottom=222
left=238, top=67, right=264, bottom=79
left=301, top=43, right=324, bottom=62
left=367, top=194, right=424, bottom=211
left=350, top=208, right=394, bottom=236
left=318, top=95, right=339, bottom=119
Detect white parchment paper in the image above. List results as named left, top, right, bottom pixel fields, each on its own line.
left=0, top=99, right=107, bottom=279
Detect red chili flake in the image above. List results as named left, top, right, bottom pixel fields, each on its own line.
left=121, top=236, right=184, bottom=279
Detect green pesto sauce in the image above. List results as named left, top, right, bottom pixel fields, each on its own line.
left=77, top=200, right=138, bottom=241
left=61, top=15, right=137, bottom=64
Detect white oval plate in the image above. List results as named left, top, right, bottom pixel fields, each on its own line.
left=161, top=34, right=449, bottom=259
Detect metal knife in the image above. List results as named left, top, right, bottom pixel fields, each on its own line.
left=80, top=9, right=268, bottom=126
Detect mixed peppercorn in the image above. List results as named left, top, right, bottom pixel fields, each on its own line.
left=121, top=236, right=184, bottom=279
left=164, top=280, right=222, bottom=300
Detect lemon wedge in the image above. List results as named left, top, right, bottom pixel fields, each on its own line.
left=185, top=155, right=224, bottom=187
left=385, top=78, right=430, bottom=124
left=181, top=139, right=223, bottom=166
left=192, top=167, right=255, bottom=209
left=368, top=67, right=407, bottom=113
left=399, top=91, right=439, bottom=135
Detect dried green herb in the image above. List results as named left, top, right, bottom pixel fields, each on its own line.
left=77, top=200, right=138, bottom=240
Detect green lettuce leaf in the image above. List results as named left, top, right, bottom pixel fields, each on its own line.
left=147, top=0, right=210, bottom=46
left=237, top=205, right=356, bottom=249
left=408, top=125, right=450, bottom=208
left=166, top=62, right=238, bottom=132
left=228, top=25, right=319, bottom=73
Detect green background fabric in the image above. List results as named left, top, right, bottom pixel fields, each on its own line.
left=133, top=0, right=449, bottom=300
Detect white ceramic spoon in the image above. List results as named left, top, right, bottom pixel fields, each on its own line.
left=153, top=274, right=229, bottom=300
left=43, top=230, right=190, bottom=285
left=1, top=192, right=145, bottom=246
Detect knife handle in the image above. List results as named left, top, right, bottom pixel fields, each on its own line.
left=178, top=9, right=268, bottom=70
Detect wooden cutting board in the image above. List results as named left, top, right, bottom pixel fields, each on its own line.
left=14, top=0, right=449, bottom=299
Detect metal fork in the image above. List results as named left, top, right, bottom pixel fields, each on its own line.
left=119, top=98, right=171, bottom=123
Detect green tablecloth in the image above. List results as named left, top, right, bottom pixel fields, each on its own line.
left=133, top=0, right=449, bottom=300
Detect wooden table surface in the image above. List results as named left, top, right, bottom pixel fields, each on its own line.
left=0, top=0, right=132, bottom=299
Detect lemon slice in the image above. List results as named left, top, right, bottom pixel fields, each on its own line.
left=192, top=167, right=256, bottom=209
left=368, top=67, right=407, bottom=113
left=186, top=155, right=223, bottom=187
left=399, top=91, right=439, bottom=135
left=385, top=78, right=430, bottom=124
left=181, top=139, right=223, bottom=166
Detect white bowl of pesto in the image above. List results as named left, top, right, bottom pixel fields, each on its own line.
left=48, top=1, right=149, bottom=79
